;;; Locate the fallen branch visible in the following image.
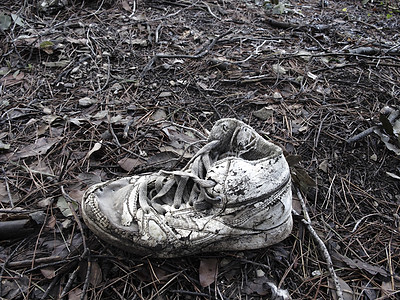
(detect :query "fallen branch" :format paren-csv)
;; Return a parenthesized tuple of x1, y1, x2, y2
(293, 188, 344, 300)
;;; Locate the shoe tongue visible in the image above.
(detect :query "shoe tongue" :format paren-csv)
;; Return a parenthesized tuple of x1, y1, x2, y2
(208, 119, 239, 150)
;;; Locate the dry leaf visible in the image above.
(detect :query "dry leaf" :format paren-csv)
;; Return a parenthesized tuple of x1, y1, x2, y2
(328, 277, 354, 300)
(199, 258, 218, 287)
(46, 215, 57, 229)
(40, 267, 56, 279)
(67, 188, 85, 203)
(77, 172, 103, 186)
(158, 146, 193, 159)
(118, 157, 146, 172)
(253, 107, 274, 120)
(333, 252, 389, 277)
(380, 280, 397, 298)
(89, 262, 102, 287)
(386, 171, 400, 180)
(318, 160, 329, 173)
(0, 182, 12, 203)
(78, 97, 96, 107)
(158, 91, 172, 98)
(86, 142, 102, 158)
(56, 196, 78, 218)
(151, 109, 167, 121)
(12, 137, 60, 160)
(67, 288, 84, 300)
(121, 1, 131, 12)
(29, 160, 54, 176)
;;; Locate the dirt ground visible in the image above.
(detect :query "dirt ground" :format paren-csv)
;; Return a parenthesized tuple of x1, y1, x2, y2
(0, 0, 399, 299)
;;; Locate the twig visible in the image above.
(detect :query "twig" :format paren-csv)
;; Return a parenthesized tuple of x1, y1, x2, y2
(60, 265, 80, 298)
(60, 186, 87, 255)
(81, 256, 92, 300)
(347, 106, 399, 143)
(294, 188, 344, 300)
(200, 1, 221, 21)
(0, 238, 29, 295)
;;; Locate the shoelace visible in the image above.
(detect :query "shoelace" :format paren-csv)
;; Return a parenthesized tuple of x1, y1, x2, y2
(136, 140, 223, 214)
(134, 123, 259, 215)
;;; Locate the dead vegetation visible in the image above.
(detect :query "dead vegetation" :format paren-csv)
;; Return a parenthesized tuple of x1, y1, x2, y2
(0, 0, 399, 299)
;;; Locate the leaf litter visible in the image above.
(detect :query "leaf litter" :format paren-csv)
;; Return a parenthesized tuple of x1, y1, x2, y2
(0, 0, 399, 299)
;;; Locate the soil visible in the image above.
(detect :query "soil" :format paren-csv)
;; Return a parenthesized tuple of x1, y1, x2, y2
(0, 0, 399, 299)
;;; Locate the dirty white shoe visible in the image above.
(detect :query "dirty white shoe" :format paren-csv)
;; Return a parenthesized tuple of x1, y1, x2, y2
(81, 118, 292, 257)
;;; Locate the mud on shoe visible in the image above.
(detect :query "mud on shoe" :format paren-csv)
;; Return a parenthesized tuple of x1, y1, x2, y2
(81, 118, 292, 258)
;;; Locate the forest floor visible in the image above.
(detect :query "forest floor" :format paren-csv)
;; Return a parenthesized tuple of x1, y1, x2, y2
(0, 0, 399, 299)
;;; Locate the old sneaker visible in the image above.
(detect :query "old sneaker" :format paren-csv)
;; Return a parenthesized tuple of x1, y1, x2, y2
(81, 118, 292, 257)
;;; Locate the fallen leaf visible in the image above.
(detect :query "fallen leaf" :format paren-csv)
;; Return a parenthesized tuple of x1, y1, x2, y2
(328, 277, 354, 300)
(379, 113, 394, 136)
(319, 160, 329, 173)
(386, 172, 400, 180)
(42, 60, 70, 68)
(151, 109, 167, 121)
(333, 251, 389, 277)
(40, 267, 56, 279)
(56, 196, 78, 218)
(291, 167, 315, 193)
(374, 128, 400, 155)
(12, 137, 60, 160)
(46, 215, 57, 229)
(285, 155, 302, 167)
(89, 262, 102, 287)
(253, 107, 274, 120)
(121, 1, 131, 12)
(67, 188, 86, 203)
(0, 13, 11, 31)
(92, 110, 108, 120)
(11, 13, 24, 27)
(158, 91, 172, 98)
(147, 151, 179, 169)
(298, 50, 312, 61)
(129, 38, 148, 46)
(29, 160, 54, 176)
(78, 97, 96, 107)
(86, 142, 102, 159)
(0, 183, 11, 203)
(199, 258, 218, 287)
(158, 146, 193, 159)
(77, 172, 103, 186)
(118, 157, 146, 172)
(39, 41, 54, 54)
(272, 64, 287, 75)
(380, 280, 398, 298)
(161, 124, 199, 148)
(393, 119, 400, 136)
(67, 287, 84, 300)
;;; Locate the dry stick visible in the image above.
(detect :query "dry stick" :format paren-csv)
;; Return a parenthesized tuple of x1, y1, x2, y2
(346, 126, 377, 143)
(293, 188, 344, 300)
(60, 186, 91, 300)
(346, 107, 399, 143)
(0, 238, 29, 295)
(81, 257, 92, 300)
(6, 256, 62, 269)
(60, 265, 81, 298)
(60, 186, 87, 253)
